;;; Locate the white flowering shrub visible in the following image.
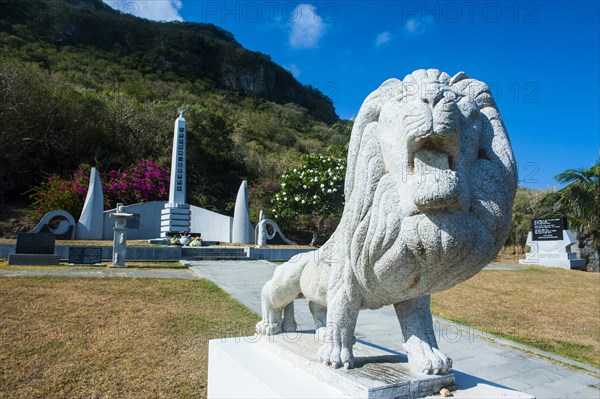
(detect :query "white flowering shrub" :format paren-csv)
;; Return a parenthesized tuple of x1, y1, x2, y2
(271, 154, 345, 244)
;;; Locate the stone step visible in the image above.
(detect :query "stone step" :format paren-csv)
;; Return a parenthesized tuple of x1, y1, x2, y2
(183, 250, 247, 255)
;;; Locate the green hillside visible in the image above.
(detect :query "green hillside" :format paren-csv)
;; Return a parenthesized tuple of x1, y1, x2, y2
(0, 0, 348, 212)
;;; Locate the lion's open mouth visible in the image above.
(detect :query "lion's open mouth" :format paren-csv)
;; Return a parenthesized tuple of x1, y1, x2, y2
(405, 135, 461, 211)
(407, 136, 458, 175)
(409, 147, 453, 175)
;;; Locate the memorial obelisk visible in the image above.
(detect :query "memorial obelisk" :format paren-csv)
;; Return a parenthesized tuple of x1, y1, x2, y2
(160, 110, 191, 237)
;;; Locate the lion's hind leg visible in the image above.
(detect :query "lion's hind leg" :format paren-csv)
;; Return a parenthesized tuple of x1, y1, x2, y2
(282, 301, 297, 332)
(256, 260, 305, 336)
(308, 300, 327, 330)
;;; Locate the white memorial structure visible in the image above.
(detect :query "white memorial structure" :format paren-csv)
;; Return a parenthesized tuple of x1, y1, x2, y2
(28, 111, 295, 245)
(160, 110, 191, 237)
(231, 180, 254, 244)
(519, 217, 586, 269)
(75, 167, 104, 240)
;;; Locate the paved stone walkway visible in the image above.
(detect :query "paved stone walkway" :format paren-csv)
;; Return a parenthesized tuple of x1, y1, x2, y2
(0, 268, 197, 279)
(189, 260, 600, 399)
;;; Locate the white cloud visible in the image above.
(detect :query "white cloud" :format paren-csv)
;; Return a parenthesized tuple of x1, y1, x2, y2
(285, 63, 301, 78)
(405, 19, 420, 34)
(288, 4, 325, 49)
(103, 0, 183, 22)
(375, 31, 391, 47)
(404, 16, 435, 37)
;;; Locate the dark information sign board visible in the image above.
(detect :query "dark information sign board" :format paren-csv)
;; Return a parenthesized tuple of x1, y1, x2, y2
(68, 247, 103, 264)
(16, 233, 55, 254)
(531, 218, 566, 241)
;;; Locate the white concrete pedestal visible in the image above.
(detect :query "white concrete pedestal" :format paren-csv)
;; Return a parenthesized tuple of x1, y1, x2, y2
(519, 230, 586, 269)
(208, 332, 454, 399)
(208, 333, 535, 399)
(208, 337, 349, 398)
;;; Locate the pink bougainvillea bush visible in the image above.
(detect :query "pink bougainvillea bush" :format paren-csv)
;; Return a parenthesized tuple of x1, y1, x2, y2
(101, 160, 170, 209)
(29, 161, 170, 219)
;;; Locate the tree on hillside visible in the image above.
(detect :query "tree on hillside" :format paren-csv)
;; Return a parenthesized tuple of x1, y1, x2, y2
(506, 187, 550, 248)
(272, 154, 345, 246)
(332, 120, 354, 139)
(539, 163, 600, 271)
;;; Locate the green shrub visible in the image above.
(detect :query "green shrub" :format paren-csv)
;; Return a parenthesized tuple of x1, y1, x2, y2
(271, 154, 346, 245)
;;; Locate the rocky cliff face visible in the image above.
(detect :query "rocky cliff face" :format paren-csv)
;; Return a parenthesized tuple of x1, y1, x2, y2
(1, 0, 338, 123)
(577, 234, 600, 272)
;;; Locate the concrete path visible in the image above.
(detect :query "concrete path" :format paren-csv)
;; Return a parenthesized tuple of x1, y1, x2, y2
(190, 260, 600, 399)
(0, 268, 198, 279)
(484, 263, 529, 271)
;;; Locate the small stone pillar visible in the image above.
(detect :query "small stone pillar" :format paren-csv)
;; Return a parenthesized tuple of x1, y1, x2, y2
(109, 203, 133, 268)
(256, 210, 267, 249)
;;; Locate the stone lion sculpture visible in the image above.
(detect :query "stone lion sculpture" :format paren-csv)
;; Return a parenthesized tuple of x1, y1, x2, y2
(257, 69, 517, 374)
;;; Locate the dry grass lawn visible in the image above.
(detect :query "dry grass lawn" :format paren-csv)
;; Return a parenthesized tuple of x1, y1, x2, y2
(0, 260, 186, 270)
(493, 252, 526, 266)
(431, 266, 600, 368)
(0, 277, 259, 398)
(0, 239, 159, 247)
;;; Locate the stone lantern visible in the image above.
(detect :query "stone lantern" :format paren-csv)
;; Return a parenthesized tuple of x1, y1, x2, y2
(109, 203, 133, 268)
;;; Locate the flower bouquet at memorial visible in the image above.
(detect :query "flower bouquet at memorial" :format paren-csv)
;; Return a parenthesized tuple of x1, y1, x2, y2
(189, 236, 203, 247)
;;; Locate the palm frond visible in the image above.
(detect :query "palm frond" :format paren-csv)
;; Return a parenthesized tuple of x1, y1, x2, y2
(539, 162, 600, 246)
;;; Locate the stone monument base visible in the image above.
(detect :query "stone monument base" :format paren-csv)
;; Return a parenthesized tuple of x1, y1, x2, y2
(519, 253, 586, 270)
(148, 237, 172, 245)
(519, 228, 587, 270)
(8, 253, 60, 266)
(208, 332, 454, 399)
(160, 205, 191, 237)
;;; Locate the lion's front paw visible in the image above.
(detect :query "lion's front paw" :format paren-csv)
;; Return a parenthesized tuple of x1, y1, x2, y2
(403, 336, 452, 374)
(317, 326, 356, 369)
(256, 320, 281, 336)
(318, 341, 355, 369)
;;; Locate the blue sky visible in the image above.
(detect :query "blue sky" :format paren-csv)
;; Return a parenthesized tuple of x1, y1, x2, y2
(104, 0, 599, 190)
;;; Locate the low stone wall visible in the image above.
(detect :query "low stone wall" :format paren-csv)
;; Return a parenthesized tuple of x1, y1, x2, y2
(0, 244, 312, 262)
(0, 244, 182, 262)
(0, 244, 15, 259)
(246, 247, 313, 262)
